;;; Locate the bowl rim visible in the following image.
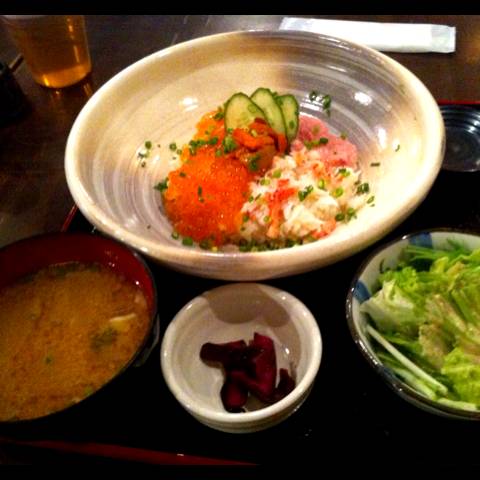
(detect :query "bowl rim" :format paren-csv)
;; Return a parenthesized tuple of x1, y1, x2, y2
(65, 29, 445, 276)
(160, 282, 322, 426)
(0, 231, 159, 425)
(346, 227, 480, 419)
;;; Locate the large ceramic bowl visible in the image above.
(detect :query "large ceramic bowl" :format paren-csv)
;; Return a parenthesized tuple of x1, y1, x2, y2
(65, 30, 445, 280)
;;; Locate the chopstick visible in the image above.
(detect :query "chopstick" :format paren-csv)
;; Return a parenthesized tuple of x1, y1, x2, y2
(0, 437, 255, 466)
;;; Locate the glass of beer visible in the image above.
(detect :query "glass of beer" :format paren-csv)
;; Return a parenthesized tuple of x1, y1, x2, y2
(1, 15, 92, 88)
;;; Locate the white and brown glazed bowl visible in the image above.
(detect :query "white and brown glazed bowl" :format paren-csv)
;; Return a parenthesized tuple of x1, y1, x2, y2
(66, 30, 445, 280)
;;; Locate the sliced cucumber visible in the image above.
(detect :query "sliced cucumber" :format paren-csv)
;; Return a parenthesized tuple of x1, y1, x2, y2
(276, 94, 299, 143)
(224, 93, 266, 131)
(250, 88, 287, 136)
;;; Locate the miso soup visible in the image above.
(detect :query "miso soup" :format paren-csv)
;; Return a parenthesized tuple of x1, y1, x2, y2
(0, 262, 151, 421)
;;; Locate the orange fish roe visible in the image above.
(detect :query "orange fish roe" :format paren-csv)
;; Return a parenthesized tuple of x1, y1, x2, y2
(163, 110, 254, 246)
(161, 109, 287, 247)
(164, 150, 252, 245)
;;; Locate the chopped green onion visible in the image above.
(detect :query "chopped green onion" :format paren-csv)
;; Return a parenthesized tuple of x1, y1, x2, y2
(213, 109, 224, 120)
(145, 140, 152, 149)
(367, 195, 375, 204)
(321, 94, 332, 116)
(335, 212, 345, 221)
(84, 385, 94, 396)
(346, 207, 357, 220)
(317, 179, 326, 190)
(305, 137, 329, 150)
(199, 239, 212, 250)
(222, 135, 237, 153)
(154, 178, 168, 192)
(333, 187, 344, 198)
(189, 139, 207, 156)
(171, 231, 179, 240)
(169, 142, 177, 151)
(272, 169, 282, 179)
(298, 185, 314, 201)
(182, 236, 194, 246)
(356, 182, 370, 194)
(248, 154, 260, 172)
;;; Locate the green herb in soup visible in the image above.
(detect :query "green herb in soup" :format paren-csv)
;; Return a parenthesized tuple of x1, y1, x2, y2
(0, 262, 150, 421)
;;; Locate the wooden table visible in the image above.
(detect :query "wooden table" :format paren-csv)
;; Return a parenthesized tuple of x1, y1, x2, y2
(1, 15, 480, 465)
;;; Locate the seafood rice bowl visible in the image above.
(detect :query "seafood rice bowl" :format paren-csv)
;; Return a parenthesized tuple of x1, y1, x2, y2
(154, 89, 372, 252)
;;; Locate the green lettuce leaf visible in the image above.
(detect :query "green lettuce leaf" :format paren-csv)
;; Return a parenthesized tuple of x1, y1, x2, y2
(441, 347, 480, 404)
(360, 278, 424, 337)
(362, 241, 480, 408)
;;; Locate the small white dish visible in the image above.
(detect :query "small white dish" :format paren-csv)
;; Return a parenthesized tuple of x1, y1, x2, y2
(160, 283, 322, 433)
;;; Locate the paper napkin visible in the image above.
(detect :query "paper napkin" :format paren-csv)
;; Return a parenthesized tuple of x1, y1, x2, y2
(279, 17, 456, 53)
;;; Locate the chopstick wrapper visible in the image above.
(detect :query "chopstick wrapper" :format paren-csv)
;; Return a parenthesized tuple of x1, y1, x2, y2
(279, 18, 456, 53)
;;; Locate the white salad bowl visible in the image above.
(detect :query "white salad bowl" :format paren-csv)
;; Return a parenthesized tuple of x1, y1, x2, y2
(160, 283, 322, 433)
(346, 229, 480, 420)
(65, 30, 444, 280)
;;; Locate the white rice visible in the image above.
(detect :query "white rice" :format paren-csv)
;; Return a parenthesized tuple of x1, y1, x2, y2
(239, 145, 368, 245)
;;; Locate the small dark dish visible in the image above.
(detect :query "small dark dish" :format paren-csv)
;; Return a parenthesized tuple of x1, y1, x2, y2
(0, 232, 158, 424)
(440, 105, 480, 172)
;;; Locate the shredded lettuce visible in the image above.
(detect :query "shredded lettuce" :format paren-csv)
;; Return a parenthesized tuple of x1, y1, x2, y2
(361, 241, 480, 410)
(442, 348, 480, 404)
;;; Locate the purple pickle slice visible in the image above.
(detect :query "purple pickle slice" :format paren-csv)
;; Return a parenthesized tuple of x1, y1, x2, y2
(271, 368, 296, 402)
(200, 340, 247, 364)
(248, 332, 277, 397)
(200, 332, 296, 411)
(221, 371, 249, 412)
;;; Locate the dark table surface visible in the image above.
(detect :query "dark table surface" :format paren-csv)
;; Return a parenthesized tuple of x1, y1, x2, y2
(1, 15, 480, 466)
